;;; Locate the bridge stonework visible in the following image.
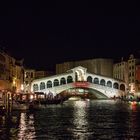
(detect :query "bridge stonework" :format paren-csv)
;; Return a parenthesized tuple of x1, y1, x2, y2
(31, 66, 127, 98)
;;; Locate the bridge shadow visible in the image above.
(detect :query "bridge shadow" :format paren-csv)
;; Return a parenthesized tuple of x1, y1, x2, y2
(58, 87, 108, 101)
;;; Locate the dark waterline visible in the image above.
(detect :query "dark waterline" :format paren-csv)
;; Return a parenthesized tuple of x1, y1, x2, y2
(1, 100, 140, 139)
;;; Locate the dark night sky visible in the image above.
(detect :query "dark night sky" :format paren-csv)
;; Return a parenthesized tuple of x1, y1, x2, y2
(0, 1, 140, 71)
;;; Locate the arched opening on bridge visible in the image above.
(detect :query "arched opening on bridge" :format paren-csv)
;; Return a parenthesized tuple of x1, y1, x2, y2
(113, 82, 119, 89)
(59, 87, 108, 100)
(87, 76, 93, 83)
(75, 69, 85, 81)
(60, 77, 66, 85)
(67, 76, 73, 83)
(47, 80, 52, 88)
(40, 82, 45, 90)
(107, 81, 112, 88)
(94, 77, 99, 84)
(100, 79, 105, 86)
(53, 79, 59, 87)
(33, 84, 38, 91)
(120, 84, 125, 91)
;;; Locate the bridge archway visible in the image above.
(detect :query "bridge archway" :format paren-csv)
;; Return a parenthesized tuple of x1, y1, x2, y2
(60, 77, 66, 85)
(54, 79, 59, 87)
(120, 84, 125, 91)
(75, 68, 86, 81)
(113, 82, 119, 89)
(100, 79, 105, 86)
(47, 81, 52, 88)
(33, 84, 38, 91)
(107, 81, 112, 88)
(40, 82, 45, 90)
(67, 76, 73, 83)
(94, 77, 99, 84)
(87, 76, 93, 83)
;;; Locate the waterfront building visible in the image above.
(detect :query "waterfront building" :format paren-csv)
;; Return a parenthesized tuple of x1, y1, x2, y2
(24, 69, 53, 92)
(113, 59, 128, 85)
(56, 58, 113, 78)
(0, 49, 24, 91)
(24, 69, 36, 93)
(113, 54, 140, 95)
(35, 70, 53, 79)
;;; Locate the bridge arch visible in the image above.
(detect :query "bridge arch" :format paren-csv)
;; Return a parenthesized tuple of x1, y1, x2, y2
(40, 82, 45, 90)
(100, 79, 106, 86)
(107, 81, 112, 88)
(113, 82, 119, 89)
(33, 84, 39, 91)
(60, 77, 66, 85)
(94, 77, 99, 84)
(53, 79, 59, 87)
(87, 76, 93, 83)
(67, 76, 73, 83)
(47, 80, 52, 88)
(120, 84, 125, 91)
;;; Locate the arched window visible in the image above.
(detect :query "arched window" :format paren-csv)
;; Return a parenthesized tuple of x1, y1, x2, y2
(33, 84, 38, 91)
(40, 82, 45, 90)
(87, 76, 92, 83)
(67, 76, 73, 83)
(113, 82, 119, 89)
(60, 77, 66, 85)
(94, 78, 99, 84)
(47, 80, 52, 88)
(53, 79, 59, 86)
(120, 84, 125, 91)
(100, 79, 105, 86)
(107, 81, 112, 88)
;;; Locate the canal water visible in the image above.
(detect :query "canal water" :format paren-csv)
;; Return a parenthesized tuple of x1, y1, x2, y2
(1, 100, 140, 139)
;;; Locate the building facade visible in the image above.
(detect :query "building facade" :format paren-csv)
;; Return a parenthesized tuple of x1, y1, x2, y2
(24, 69, 35, 93)
(56, 58, 113, 78)
(24, 69, 53, 92)
(113, 60, 128, 85)
(0, 49, 24, 91)
(113, 55, 140, 94)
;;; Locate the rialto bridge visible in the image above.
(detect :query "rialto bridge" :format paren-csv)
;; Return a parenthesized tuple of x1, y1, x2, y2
(31, 66, 127, 99)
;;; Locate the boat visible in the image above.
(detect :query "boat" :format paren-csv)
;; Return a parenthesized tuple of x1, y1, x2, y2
(12, 101, 29, 111)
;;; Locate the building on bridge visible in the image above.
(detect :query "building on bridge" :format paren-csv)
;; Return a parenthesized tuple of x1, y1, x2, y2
(31, 66, 127, 99)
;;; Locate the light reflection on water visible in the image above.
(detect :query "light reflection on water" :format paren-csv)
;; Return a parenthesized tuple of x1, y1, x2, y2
(1, 100, 140, 139)
(18, 113, 36, 140)
(72, 101, 90, 139)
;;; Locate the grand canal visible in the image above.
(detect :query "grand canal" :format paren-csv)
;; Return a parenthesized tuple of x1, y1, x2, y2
(1, 100, 140, 139)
